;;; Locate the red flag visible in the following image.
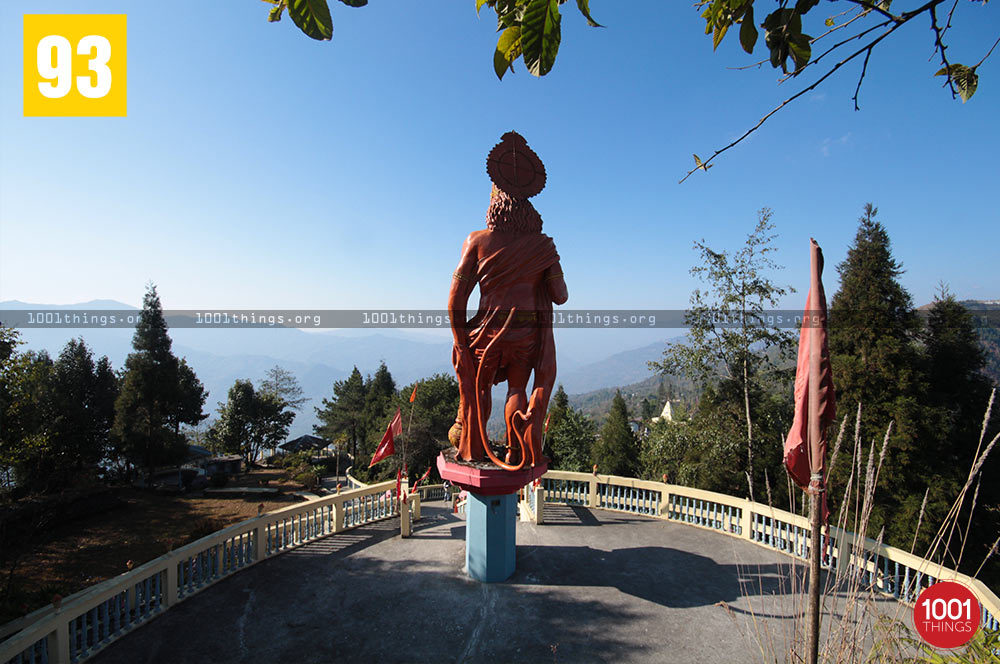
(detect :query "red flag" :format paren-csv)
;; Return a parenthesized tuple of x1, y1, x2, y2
(410, 466, 432, 493)
(409, 383, 418, 403)
(783, 239, 836, 522)
(370, 407, 402, 467)
(396, 468, 402, 498)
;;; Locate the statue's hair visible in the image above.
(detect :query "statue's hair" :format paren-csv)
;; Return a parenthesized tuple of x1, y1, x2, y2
(486, 187, 543, 233)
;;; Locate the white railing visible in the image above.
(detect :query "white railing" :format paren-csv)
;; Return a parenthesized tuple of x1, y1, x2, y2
(0, 481, 420, 664)
(540, 470, 1000, 633)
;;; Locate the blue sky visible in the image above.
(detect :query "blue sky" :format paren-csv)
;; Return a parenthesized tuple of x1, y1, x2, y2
(2, 1, 997, 324)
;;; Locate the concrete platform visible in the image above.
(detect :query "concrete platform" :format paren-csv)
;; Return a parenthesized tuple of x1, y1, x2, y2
(88, 504, 887, 663)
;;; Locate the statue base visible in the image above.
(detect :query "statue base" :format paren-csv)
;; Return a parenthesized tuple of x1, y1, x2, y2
(436, 450, 548, 583)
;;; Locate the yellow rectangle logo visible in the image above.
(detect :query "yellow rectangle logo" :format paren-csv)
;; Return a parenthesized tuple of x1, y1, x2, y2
(23, 14, 127, 117)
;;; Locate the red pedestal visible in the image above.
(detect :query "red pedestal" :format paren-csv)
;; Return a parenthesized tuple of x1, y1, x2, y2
(436, 450, 548, 496)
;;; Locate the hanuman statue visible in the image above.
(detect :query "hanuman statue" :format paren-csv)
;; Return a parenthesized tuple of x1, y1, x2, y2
(447, 132, 568, 470)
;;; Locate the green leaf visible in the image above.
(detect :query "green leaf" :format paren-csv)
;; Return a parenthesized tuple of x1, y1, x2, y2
(795, 0, 819, 14)
(287, 0, 333, 40)
(268, 3, 285, 22)
(477, 0, 490, 15)
(337, 0, 367, 6)
(494, 26, 522, 80)
(693, 154, 713, 172)
(713, 20, 730, 51)
(824, 17, 834, 26)
(576, 0, 603, 27)
(763, 8, 802, 73)
(788, 33, 812, 71)
(936, 64, 978, 102)
(521, 0, 562, 77)
(739, 5, 757, 54)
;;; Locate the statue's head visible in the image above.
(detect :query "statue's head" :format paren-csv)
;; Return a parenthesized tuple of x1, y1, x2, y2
(485, 132, 546, 233)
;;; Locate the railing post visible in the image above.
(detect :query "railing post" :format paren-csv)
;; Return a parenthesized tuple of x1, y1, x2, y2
(739, 500, 752, 540)
(47, 618, 71, 664)
(400, 498, 411, 538)
(412, 493, 422, 522)
(534, 487, 545, 524)
(330, 502, 342, 533)
(254, 521, 266, 563)
(588, 476, 598, 508)
(164, 562, 178, 608)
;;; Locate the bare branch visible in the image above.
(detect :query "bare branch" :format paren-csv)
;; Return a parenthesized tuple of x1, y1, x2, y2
(930, 4, 958, 98)
(975, 34, 1000, 69)
(809, 6, 873, 47)
(680, 0, 951, 183)
(679, 17, 908, 183)
(853, 46, 874, 110)
(843, 0, 901, 23)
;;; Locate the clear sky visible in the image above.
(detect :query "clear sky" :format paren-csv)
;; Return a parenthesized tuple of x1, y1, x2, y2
(1, 1, 997, 319)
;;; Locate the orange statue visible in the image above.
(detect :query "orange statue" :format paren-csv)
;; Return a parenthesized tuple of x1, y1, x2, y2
(448, 132, 568, 470)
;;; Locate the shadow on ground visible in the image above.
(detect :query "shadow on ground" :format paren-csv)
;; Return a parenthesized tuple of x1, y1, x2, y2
(89, 505, 827, 664)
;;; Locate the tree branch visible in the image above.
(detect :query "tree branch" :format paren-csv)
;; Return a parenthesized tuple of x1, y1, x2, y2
(680, 18, 908, 183)
(843, 0, 901, 23)
(975, 34, 1000, 69)
(853, 46, 873, 110)
(930, 4, 957, 98)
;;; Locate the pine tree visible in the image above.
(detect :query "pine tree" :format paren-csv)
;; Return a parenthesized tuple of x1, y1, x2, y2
(923, 289, 999, 570)
(828, 204, 936, 546)
(591, 391, 639, 476)
(314, 366, 368, 463)
(548, 407, 597, 472)
(546, 384, 570, 434)
(112, 285, 207, 480)
(47, 339, 119, 480)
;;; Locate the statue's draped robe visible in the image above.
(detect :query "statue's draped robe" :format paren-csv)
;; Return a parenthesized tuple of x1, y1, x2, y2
(454, 232, 560, 462)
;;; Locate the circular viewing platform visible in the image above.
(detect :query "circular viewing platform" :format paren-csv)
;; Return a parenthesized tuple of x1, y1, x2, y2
(84, 503, 888, 664)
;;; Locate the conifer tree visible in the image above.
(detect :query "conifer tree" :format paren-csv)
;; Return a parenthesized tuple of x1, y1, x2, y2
(591, 391, 639, 476)
(112, 285, 207, 480)
(546, 384, 570, 433)
(314, 366, 368, 462)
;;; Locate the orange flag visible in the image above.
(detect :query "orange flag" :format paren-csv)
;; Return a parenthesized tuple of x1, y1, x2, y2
(783, 239, 836, 521)
(409, 383, 419, 403)
(370, 407, 402, 467)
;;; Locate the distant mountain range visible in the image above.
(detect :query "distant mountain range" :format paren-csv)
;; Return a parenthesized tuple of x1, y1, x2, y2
(0, 300, 680, 438)
(5, 298, 994, 437)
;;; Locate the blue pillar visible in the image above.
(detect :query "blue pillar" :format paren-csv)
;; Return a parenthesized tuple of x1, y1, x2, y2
(465, 492, 517, 583)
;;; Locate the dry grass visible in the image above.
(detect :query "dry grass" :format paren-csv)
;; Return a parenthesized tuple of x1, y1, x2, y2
(731, 390, 999, 663)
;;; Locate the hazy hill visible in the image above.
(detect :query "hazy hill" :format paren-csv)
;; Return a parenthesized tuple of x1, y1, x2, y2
(1, 300, 683, 438)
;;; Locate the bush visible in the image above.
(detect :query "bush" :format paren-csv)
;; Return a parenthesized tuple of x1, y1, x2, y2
(293, 471, 319, 490)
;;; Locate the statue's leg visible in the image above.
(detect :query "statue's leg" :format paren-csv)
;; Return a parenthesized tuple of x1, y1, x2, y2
(504, 362, 531, 464)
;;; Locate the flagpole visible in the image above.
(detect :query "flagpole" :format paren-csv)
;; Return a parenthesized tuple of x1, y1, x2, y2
(806, 248, 823, 664)
(404, 383, 418, 477)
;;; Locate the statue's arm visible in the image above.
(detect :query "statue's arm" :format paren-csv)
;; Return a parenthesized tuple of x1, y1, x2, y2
(448, 235, 478, 348)
(544, 262, 568, 306)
